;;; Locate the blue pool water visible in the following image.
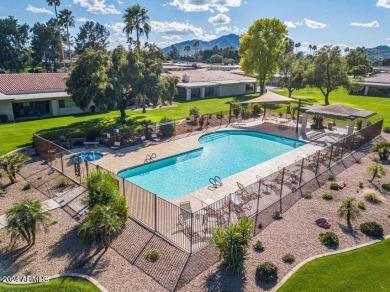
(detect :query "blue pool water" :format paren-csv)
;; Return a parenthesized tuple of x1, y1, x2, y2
(70, 152, 103, 163)
(118, 131, 305, 199)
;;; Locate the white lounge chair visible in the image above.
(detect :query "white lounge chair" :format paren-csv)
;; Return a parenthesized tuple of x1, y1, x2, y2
(151, 133, 160, 142)
(111, 141, 120, 151)
(141, 136, 150, 144)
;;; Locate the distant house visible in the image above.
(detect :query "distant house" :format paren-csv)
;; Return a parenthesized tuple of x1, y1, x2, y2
(362, 74, 390, 97)
(0, 73, 91, 122)
(165, 69, 257, 101)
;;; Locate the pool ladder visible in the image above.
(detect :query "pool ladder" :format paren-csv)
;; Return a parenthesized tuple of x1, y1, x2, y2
(144, 153, 157, 164)
(208, 176, 222, 190)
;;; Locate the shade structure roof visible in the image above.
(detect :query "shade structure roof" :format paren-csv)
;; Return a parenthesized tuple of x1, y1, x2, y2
(240, 91, 296, 104)
(301, 104, 376, 119)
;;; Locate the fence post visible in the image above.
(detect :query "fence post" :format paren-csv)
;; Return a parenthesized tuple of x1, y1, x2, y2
(328, 145, 334, 168)
(154, 194, 157, 232)
(315, 150, 321, 176)
(299, 158, 305, 186)
(279, 168, 285, 213)
(122, 177, 126, 198)
(190, 212, 193, 254)
(340, 139, 345, 159)
(228, 193, 231, 225)
(60, 150, 64, 174)
(85, 160, 89, 177)
(350, 134, 355, 152)
(254, 179, 262, 235)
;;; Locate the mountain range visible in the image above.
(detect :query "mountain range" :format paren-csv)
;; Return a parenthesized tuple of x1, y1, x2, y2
(163, 33, 390, 61)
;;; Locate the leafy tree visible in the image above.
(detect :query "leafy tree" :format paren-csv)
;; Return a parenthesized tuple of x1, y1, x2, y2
(31, 19, 63, 72)
(6, 200, 51, 247)
(58, 9, 75, 60)
(367, 162, 386, 182)
(212, 217, 253, 275)
(66, 48, 112, 111)
(0, 17, 30, 72)
(158, 75, 179, 105)
(210, 54, 223, 64)
(78, 201, 128, 252)
(75, 21, 110, 55)
(123, 4, 151, 49)
(46, 0, 65, 68)
(0, 153, 29, 184)
(239, 18, 288, 95)
(346, 47, 372, 77)
(232, 103, 241, 118)
(189, 107, 200, 122)
(169, 44, 180, 61)
(338, 197, 360, 226)
(278, 52, 308, 97)
(303, 46, 349, 105)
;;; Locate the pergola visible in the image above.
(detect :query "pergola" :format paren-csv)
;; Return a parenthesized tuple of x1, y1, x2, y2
(300, 104, 376, 135)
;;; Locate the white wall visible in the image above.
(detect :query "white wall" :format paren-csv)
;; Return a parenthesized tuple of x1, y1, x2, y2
(58, 106, 85, 116)
(0, 102, 15, 121)
(218, 83, 246, 97)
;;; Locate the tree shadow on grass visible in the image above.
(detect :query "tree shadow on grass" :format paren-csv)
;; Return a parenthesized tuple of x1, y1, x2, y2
(202, 263, 246, 292)
(46, 225, 109, 277)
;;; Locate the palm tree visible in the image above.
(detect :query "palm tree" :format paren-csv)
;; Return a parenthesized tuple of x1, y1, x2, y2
(58, 9, 75, 61)
(184, 45, 191, 65)
(312, 45, 317, 54)
(46, 0, 65, 69)
(123, 4, 151, 49)
(0, 153, 29, 184)
(78, 203, 128, 252)
(367, 162, 386, 182)
(308, 44, 312, 55)
(193, 40, 200, 61)
(338, 197, 360, 226)
(294, 42, 301, 53)
(6, 200, 52, 247)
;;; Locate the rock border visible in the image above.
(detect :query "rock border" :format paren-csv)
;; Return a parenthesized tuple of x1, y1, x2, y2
(3, 272, 109, 292)
(272, 235, 390, 292)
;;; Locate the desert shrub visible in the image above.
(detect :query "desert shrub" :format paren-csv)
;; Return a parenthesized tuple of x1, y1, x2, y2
(146, 249, 160, 262)
(360, 221, 384, 238)
(231, 104, 241, 118)
(355, 118, 372, 130)
(319, 232, 339, 247)
(355, 158, 362, 164)
(57, 176, 70, 188)
(303, 192, 312, 199)
(381, 183, 390, 191)
(22, 183, 31, 191)
(371, 141, 390, 161)
(0, 114, 8, 123)
(329, 182, 340, 190)
(189, 107, 200, 121)
(85, 128, 102, 142)
(248, 103, 262, 118)
(257, 223, 263, 229)
(383, 127, 390, 134)
(322, 193, 333, 200)
(358, 202, 366, 210)
(159, 118, 176, 137)
(272, 211, 283, 220)
(282, 253, 295, 264)
(256, 262, 278, 283)
(363, 189, 383, 204)
(311, 115, 324, 130)
(327, 174, 335, 181)
(253, 240, 264, 252)
(358, 181, 364, 189)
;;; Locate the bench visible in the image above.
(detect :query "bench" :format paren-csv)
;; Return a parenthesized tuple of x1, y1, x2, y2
(83, 141, 99, 148)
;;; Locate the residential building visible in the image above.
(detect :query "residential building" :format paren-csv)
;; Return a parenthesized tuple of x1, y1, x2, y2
(362, 74, 390, 97)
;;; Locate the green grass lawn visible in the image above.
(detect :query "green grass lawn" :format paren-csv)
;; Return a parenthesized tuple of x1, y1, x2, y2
(278, 239, 390, 292)
(277, 87, 390, 128)
(0, 277, 100, 292)
(0, 94, 256, 155)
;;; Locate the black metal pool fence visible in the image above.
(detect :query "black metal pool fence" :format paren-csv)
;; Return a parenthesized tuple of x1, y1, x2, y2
(33, 119, 383, 254)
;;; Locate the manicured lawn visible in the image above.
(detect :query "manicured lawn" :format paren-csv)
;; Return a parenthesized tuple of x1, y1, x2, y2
(277, 87, 390, 128)
(278, 239, 390, 292)
(0, 277, 100, 291)
(0, 94, 256, 155)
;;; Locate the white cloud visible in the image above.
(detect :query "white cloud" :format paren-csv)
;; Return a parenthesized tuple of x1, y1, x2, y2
(73, 0, 121, 14)
(151, 21, 204, 36)
(106, 22, 125, 35)
(26, 4, 53, 15)
(117, 0, 123, 4)
(215, 25, 240, 34)
(161, 35, 183, 42)
(284, 21, 303, 29)
(76, 17, 94, 22)
(200, 33, 218, 41)
(376, 0, 390, 8)
(303, 18, 326, 29)
(208, 13, 231, 25)
(0, 16, 6, 19)
(169, 0, 242, 12)
(350, 20, 380, 28)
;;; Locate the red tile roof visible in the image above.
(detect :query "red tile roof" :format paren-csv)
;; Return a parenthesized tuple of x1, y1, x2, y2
(0, 73, 68, 94)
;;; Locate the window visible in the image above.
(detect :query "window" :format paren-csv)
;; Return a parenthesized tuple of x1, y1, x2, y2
(191, 88, 201, 98)
(205, 87, 215, 97)
(58, 100, 65, 108)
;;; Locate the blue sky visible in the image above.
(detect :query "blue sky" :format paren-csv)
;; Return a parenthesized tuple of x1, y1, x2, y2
(1, 0, 389, 51)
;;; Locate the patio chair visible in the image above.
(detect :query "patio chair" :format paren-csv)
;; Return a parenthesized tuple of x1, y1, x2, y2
(141, 136, 150, 144)
(111, 141, 120, 151)
(236, 182, 258, 202)
(151, 133, 160, 142)
(177, 201, 192, 233)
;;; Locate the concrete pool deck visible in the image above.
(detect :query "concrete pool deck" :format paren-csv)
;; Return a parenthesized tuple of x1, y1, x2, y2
(69, 120, 345, 210)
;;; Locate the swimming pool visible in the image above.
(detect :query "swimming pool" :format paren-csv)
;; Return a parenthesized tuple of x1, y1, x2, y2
(70, 152, 103, 163)
(118, 131, 305, 199)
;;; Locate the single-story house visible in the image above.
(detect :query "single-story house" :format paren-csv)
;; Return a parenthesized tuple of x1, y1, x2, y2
(361, 74, 390, 97)
(165, 69, 257, 101)
(0, 73, 92, 122)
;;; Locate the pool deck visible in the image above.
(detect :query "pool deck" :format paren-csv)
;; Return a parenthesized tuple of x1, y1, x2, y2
(70, 119, 346, 210)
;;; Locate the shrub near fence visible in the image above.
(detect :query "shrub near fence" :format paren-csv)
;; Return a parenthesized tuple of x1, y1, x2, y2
(33, 119, 384, 254)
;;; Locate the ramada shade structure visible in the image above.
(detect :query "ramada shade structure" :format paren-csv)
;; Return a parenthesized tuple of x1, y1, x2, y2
(240, 91, 296, 104)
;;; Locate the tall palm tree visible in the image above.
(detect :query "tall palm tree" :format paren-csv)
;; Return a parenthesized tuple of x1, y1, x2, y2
(312, 45, 317, 54)
(308, 44, 312, 55)
(338, 197, 360, 226)
(78, 203, 128, 252)
(58, 9, 75, 61)
(294, 42, 301, 53)
(6, 200, 52, 247)
(46, 0, 65, 69)
(193, 40, 200, 61)
(0, 153, 29, 184)
(184, 45, 191, 65)
(123, 4, 151, 49)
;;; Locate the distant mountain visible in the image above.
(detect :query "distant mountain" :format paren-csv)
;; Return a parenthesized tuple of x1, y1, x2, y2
(163, 33, 239, 55)
(364, 45, 390, 61)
